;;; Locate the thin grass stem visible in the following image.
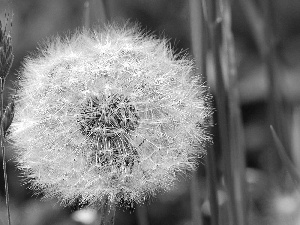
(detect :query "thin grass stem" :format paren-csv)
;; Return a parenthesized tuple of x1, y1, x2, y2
(239, 0, 288, 178)
(270, 125, 300, 186)
(189, 0, 215, 224)
(261, 1, 292, 188)
(221, 0, 247, 224)
(83, 0, 91, 29)
(203, 0, 236, 223)
(90, 0, 110, 24)
(204, 0, 248, 224)
(1, 78, 11, 225)
(100, 0, 110, 22)
(236, 0, 264, 53)
(189, 0, 206, 80)
(262, 0, 287, 150)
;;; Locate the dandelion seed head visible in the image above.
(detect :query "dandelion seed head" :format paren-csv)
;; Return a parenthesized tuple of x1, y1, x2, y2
(8, 24, 213, 208)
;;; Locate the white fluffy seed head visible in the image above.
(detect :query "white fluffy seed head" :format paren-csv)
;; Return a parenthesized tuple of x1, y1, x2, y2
(8, 23, 213, 208)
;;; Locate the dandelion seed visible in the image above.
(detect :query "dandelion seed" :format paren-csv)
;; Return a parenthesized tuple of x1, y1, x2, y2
(8, 24, 212, 208)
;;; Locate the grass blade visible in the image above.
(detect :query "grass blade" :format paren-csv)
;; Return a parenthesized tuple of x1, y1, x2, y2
(222, 0, 247, 224)
(270, 125, 300, 185)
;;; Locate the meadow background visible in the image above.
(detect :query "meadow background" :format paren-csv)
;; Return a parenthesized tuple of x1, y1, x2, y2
(1, 0, 300, 225)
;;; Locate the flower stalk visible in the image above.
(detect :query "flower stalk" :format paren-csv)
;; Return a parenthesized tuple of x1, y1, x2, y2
(99, 198, 116, 225)
(0, 14, 14, 225)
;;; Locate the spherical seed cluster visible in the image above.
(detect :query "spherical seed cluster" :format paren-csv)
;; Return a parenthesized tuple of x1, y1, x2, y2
(8, 24, 212, 207)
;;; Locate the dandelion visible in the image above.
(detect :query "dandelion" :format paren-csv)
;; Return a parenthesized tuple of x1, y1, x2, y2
(8, 24, 212, 208)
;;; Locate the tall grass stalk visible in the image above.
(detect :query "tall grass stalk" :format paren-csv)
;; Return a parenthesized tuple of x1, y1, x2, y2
(0, 14, 14, 225)
(1, 78, 11, 225)
(189, 0, 215, 225)
(221, 0, 247, 224)
(236, 0, 264, 52)
(203, 0, 247, 224)
(270, 125, 300, 186)
(203, 0, 235, 224)
(262, 1, 290, 178)
(238, 0, 288, 180)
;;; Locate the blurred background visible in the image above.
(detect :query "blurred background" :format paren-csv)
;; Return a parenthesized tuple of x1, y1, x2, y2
(1, 0, 300, 224)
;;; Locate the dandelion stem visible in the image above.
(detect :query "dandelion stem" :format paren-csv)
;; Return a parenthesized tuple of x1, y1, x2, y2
(136, 204, 149, 225)
(99, 198, 116, 225)
(0, 78, 11, 225)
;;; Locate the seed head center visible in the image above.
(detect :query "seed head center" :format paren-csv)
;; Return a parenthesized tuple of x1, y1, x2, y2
(78, 93, 140, 171)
